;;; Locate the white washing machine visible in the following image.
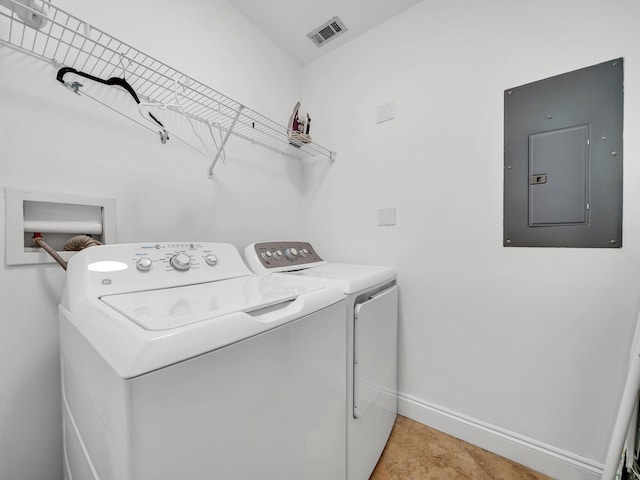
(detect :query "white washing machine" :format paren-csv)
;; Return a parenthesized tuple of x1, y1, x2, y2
(245, 241, 398, 480)
(59, 242, 347, 480)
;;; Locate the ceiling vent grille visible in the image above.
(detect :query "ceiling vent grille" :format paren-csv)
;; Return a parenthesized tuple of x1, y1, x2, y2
(307, 16, 348, 47)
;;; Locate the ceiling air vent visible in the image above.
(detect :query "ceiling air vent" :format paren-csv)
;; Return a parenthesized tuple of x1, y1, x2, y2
(307, 16, 348, 47)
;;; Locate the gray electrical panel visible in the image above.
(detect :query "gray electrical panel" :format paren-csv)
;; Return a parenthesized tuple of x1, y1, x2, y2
(504, 58, 623, 248)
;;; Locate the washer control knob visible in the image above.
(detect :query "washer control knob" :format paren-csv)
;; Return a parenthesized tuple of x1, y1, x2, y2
(170, 253, 192, 271)
(300, 248, 309, 257)
(204, 254, 218, 266)
(261, 250, 273, 261)
(273, 249, 283, 260)
(136, 257, 152, 272)
(285, 247, 298, 260)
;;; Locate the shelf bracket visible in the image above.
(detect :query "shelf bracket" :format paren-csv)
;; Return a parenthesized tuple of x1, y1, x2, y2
(208, 105, 244, 178)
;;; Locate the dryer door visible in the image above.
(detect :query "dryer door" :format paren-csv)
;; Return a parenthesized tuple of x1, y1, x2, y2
(353, 284, 398, 419)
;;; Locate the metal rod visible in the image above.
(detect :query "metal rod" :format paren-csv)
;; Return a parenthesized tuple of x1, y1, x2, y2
(209, 106, 244, 177)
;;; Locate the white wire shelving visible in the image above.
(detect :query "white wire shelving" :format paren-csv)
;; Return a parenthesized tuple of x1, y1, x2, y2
(0, 0, 336, 177)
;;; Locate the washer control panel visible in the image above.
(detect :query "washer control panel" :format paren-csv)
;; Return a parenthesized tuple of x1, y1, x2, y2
(246, 241, 325, 273)
(131, 243, 220, 273)
(66, 242, 253, 300)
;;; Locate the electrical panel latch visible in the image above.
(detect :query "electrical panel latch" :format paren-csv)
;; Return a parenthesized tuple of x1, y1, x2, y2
(529, 174, 548, 185)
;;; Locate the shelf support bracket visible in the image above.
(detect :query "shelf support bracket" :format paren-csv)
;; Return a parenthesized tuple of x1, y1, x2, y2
(208, 106, 244, 178)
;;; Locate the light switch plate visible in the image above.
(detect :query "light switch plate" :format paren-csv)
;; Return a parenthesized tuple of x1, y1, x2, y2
(376, 102, 395, 123)
(378, 207, 396, 226)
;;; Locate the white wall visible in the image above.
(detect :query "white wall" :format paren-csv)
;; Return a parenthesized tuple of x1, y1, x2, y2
(4, 1, 640, 479)
(0, 1, 306, 479)
(301, 0, 640, 478)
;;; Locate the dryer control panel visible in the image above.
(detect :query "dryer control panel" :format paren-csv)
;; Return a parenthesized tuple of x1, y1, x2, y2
(245, 241, 326, 273)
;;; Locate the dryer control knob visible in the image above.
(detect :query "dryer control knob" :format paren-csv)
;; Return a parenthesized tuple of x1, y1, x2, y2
(170, 253, 192, 271)
(300, 248, 309, 257)
(204, 254, 218, 266)
(285, 247, 298, 260)
(273, 249, 283, 260)
(261, 250, 273, 261)
(136, 257, 152, 272)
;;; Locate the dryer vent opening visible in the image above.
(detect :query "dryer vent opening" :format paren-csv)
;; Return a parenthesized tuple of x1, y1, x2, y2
(307, 16, 348, 47)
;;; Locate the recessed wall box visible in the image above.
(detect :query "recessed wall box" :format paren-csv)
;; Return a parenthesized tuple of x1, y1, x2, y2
(504, 58, 623, 248)
(4, 188, 116, 266)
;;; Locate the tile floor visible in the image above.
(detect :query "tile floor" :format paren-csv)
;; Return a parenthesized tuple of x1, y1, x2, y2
(370, 415, 554, 480)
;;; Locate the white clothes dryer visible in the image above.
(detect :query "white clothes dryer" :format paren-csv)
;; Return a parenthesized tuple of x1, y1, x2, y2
(245, 241, 398, 480)
(59, 242, 347, 480)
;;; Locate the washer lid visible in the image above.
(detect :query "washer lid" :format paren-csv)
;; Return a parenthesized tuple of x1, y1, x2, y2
(101, 275, 319, 331)
(285, 263, 396, 294)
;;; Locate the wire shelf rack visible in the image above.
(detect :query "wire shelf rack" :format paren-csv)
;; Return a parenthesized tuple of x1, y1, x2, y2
(0, 0, 335, 176)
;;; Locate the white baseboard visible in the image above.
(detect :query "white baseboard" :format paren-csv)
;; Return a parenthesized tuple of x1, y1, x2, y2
(398, 392, 603, 480)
